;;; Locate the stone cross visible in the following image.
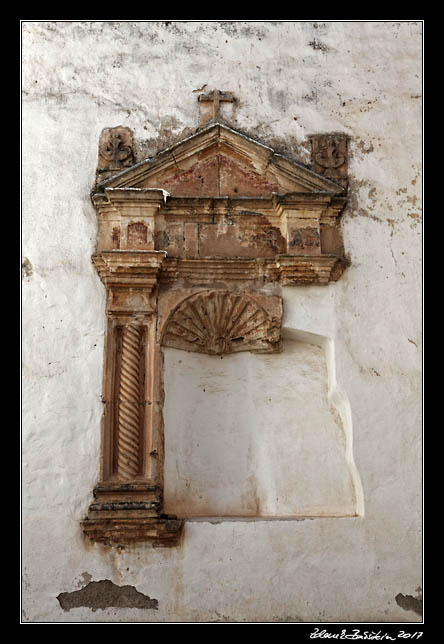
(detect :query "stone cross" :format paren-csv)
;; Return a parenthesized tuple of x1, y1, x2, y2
(198, 89, 235, 126)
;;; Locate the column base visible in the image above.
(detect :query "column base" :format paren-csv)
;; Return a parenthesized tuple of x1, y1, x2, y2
(81, 482, 184, 547)
(81, 515, 184, 547)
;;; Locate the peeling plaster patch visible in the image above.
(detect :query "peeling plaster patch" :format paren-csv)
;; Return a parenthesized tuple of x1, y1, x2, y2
(22, 257, 33, 280)
(57, 580, 158, 612)
(345, 181, 383, 224)
(303, 90, 317, 103)
(77, 572, 92, 588)
(137, 121, 195, 161)
(312, 22, 327, 31)
(217, 21, 267, 40)
(356, 139, 374, 155)
(393, 187, 422, 227)
(395, 592, 422, 617)
(407, 211, 422, 224)
(308, 38, 330, 53)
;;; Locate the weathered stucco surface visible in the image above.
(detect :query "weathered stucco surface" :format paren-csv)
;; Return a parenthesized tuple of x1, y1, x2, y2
(22, 21, 422, 622)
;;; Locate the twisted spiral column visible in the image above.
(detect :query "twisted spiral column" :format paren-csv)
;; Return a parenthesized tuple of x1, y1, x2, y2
(117, 323, 143, 480)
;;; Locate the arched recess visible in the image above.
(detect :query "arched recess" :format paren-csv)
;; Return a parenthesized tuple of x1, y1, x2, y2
(161, 289, 282, 356)
(162, 320, 364, 519)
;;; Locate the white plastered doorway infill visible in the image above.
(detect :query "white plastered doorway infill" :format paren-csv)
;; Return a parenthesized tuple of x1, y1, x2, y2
(163, 325, 364, 520)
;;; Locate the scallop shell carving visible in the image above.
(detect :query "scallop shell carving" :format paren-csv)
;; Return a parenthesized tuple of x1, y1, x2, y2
(162, 291, 282, 355)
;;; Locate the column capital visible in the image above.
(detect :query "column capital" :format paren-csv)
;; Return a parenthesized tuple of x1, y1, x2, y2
(93, 250, 167, 315)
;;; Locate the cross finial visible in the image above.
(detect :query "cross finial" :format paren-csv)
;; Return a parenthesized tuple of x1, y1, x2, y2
(198, 89, 235, 126)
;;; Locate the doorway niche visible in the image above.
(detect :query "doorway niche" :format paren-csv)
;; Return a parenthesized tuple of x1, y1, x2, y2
(82, 108, 362, 547)
(163, 329, 359, 519)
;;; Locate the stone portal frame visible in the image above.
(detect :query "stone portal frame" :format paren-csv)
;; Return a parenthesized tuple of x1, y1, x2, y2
(81, 120, 348, 547)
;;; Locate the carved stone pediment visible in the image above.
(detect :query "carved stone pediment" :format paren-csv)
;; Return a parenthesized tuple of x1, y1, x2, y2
(91, 125, 347, 287)
(97, 123, 345, 197)
(82, 112, 350, 547)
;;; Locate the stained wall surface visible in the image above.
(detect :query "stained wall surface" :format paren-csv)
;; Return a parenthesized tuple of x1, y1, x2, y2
(21, 21, 422, 623)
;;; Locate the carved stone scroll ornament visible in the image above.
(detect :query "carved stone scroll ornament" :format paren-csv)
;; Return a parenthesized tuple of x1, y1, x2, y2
(310, 133, 349, 188)
(81, 112, 349, 547)
(97, 126, 135, 177)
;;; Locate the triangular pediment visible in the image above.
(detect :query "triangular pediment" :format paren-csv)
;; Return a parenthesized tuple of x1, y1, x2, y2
(96, 123, 345, 197)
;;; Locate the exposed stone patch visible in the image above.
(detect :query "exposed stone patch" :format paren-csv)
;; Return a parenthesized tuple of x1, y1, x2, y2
(308, 38, 330, 53)
(57, 579, 158, 612)
(77, 572, 92, 588)
(22, 257, 33, 280)
(356, 139, 375, 155)
(395, 592, 422, 617)
(217, 21, 267, 40)
(136, 122, 196, 161)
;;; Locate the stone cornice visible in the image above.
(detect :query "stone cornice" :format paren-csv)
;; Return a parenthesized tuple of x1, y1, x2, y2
(159, 255, 345, 285)
(93, 250, 167, 284)
(93, 251, 345, 287)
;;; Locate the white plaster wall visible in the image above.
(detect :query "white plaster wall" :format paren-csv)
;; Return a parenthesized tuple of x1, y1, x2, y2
(21, 21, 422, 623)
